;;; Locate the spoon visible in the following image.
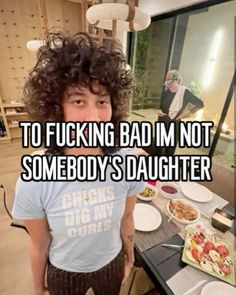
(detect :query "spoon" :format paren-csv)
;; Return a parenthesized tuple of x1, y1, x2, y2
(168, 214, 174, 222)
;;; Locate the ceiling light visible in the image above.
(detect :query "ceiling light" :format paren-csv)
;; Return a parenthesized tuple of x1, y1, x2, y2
(86, 2, 151, 32)
(26, 40, 45, 52)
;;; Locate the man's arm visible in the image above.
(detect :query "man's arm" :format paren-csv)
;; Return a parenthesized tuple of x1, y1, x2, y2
(24, 218, 51, 295)
(120, 195, 137, 280)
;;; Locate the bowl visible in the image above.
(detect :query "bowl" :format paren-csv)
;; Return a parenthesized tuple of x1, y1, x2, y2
(137, 183, 159, 201)
(159, 182, 179, 199)
(167, 198, 200, 224)
(211, 208, 234, 233)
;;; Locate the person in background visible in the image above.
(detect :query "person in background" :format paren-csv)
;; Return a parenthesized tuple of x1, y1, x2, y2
(157, 69, 204, 156)
(12, 32, 143, 295)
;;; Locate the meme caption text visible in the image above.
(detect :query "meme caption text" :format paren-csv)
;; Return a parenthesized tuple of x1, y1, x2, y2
(19, 121, 214, 182)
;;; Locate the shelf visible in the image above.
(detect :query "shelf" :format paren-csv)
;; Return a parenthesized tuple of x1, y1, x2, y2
(3, 102, 25, 108)
(0, 97, 29, 143)
(9, 127, 22, 139)
(5, 112, 28, 116)
(0, 136, 11, 142)
(9, 124, 19, 129)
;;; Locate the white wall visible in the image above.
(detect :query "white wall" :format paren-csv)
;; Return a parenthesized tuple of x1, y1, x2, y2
(139, 0, 210, 16)
(90, 1, 210, 54)
(179, 1, 235, 128)
(119, 0, 210, 53)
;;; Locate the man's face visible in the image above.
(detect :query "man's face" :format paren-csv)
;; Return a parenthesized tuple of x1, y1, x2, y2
(164, 73, 179, 92)
(62, 83, 112, 123)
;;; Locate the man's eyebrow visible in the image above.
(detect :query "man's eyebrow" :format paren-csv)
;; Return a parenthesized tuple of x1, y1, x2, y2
(66, 90, 110, 98)
(67, 91, 85, 97)
(99, 93, 110, 97)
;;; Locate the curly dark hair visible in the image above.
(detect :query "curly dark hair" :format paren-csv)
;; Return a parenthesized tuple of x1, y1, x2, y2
(24, 32, 133, 154)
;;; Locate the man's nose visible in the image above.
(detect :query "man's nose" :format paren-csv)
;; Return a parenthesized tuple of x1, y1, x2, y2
(85, 107, 100, 122)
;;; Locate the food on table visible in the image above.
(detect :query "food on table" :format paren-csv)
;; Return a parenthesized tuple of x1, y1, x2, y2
(191, 248, 201, 261)
(186, 249, 198, 263)
(169, 199, 198, 221)
(209, 250, 220, 262)
(161, 185, 177, 194)
(192, 232, 205, 244)
(203, 241, 215, 253)
(214, 240, 228, 248)
(183, 230, 234, 283)
(139, 187, 155, 198)
(207, 235, 220, 244)
(216, 245, 229, 257)
(200, 258, 214, 272)
(213, 263, 226, 276)
(224, 256, 233, 266)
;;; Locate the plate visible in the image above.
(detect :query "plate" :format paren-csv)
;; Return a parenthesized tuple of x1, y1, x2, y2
(181, 182, 213, 203)
(167, 198, 200, 224)
(182, 230, 235, 286)
(133, 204, 162, 231)
(137, 182, 159, 201)
(201, 281, 236, 295)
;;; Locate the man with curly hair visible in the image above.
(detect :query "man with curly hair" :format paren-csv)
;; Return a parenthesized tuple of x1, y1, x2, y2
(12, 32, 144, 295)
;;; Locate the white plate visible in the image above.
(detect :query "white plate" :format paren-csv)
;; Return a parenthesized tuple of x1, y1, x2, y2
(137, 183, 158, 201)
(181, 182, 213, 203)
(201, 281, 236, 295)
(167, 198, 200, 224)
(133, 204, 162, 231)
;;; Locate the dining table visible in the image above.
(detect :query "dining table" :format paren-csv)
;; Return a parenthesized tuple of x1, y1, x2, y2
(131, 150, 236, 295)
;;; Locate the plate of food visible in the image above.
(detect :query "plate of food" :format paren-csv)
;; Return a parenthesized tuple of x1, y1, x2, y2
(182, 229, 235, 286)
(137, 182, 158, 201)
(167, 198, 200, 224)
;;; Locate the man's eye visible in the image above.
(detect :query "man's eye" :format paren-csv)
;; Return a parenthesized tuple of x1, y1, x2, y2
(98, 100, 110, 105)
(73, 100, 83, 105)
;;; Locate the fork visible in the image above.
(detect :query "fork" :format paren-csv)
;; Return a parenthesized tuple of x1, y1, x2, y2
(161, 244, 184, 249)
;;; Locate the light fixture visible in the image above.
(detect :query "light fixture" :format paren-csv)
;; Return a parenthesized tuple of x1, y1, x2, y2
(221, 122, 229, 133)
(86, 1, 151, 32)
(194, 109, 204, 121)
(203, 30, 222, 87)
(26, 40, 45, 52)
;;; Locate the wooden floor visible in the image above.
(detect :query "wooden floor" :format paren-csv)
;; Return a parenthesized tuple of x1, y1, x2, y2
(0, 139, 35, 295)
(0, 139, 161, 295)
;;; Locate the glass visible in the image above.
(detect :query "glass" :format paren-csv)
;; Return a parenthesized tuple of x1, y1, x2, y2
(212, 96, 235, 169)
(129, 0, 235, 164)
(129, 17, 174, 123)
(175, 1, 235, 157)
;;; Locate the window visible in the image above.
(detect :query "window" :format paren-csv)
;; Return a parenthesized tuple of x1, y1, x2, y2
(129, 0, 235, 169)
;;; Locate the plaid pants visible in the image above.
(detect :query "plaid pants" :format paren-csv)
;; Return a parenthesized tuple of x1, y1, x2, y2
(47, 250, 125, 295)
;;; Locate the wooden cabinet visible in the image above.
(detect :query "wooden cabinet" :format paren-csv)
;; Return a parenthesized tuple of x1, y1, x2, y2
(0, 97, 29, 142)
(0, 0, 117, 144)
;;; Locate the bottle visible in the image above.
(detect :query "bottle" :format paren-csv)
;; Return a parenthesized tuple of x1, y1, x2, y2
(0, 120, 4, 137)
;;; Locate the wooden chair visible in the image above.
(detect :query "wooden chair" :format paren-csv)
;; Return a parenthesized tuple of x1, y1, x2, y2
(198, 162, 235, 208)
(1, 149, 47, 233)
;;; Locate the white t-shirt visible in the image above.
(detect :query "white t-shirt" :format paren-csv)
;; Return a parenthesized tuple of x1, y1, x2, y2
(12, 150, 144, 272)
